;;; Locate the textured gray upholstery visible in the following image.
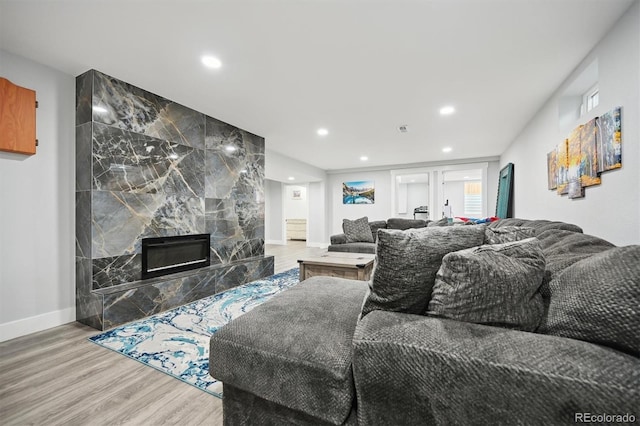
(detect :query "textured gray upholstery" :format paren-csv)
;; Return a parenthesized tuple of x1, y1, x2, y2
(330, 233, 348, 245)
(329, 218, 424, 253)
(427, 217, 450, 227)
(536, 230, 616, 297)
(361, 226, 486, 317)
(221, 384, 357, 426)
(327, 242, 376, 254)
(427, 238, 545, 331)
(487, 218, 583, 234)
(484, 225, 535, 244)
(209, 218, 639, 424)
(343, 216, 374, 243)
(209, 276, 368, 425)
(539, 245, 640, 356)
(368, 220, 387, 242)
(386, 218, 428, 230)
(353, 311, 640, 426)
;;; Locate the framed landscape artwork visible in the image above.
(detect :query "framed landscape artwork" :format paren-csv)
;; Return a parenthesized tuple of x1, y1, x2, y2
(343, 181, 375, 204)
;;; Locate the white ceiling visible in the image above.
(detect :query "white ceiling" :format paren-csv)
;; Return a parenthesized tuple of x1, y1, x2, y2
(0, 0, 634, 175)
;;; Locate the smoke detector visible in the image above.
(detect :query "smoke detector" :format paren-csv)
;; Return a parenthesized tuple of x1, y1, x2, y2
(398, 124, 409, 133)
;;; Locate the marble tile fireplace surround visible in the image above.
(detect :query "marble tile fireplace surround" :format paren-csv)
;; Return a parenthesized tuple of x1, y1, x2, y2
(76, 70, 273, 330)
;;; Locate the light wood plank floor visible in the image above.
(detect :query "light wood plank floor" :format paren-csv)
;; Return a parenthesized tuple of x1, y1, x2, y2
(0, 241, 324, 426)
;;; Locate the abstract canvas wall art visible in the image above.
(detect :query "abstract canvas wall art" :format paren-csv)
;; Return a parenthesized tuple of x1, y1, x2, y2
(596, 106, 622, 172)
(547, 106, 622, 200)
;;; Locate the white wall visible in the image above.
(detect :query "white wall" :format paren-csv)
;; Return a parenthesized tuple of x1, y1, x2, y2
(307, 181, 328, 247)
(443, 181, 465, 217)
(283, 185, 308, 219)
(0, 50, 75, 341)
(328, 170, 393, 235)
(264, 179, 284, 244)
(501, 2, 640, 245)
(397, 182, 429, 218)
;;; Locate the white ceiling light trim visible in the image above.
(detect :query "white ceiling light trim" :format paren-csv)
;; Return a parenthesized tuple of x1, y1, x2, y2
(442, 147, 453, 153)
(317, 128, 329, 136)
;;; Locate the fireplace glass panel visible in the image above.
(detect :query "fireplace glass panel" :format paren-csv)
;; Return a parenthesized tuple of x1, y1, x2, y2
(142, 234, 210, 279)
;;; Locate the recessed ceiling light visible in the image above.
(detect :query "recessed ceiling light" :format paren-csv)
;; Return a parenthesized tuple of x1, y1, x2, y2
(360, 156, 368, 161)
(317, 128, 329, 136)
(288, 176, 295, 181)
(442, 147, 452, 153)
(440, 106, 455, 115)
(201, 55, 222, 69)
(92, 105, 108, 113)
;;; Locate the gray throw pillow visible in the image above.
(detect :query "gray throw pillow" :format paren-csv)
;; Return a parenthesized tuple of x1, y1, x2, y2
(426, 238, 545, 331)
(361, 225, 486, 317)
(484, 226, 535, 244)
(538, 245, 640, 356)
(343, 216, 374, 243)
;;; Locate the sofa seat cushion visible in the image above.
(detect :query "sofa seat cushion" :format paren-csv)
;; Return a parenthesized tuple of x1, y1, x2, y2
(361, 225, 486, 317)
(353, 311, 640, 426)
(209, 276, 369, 425)
(427, 238, 545, 331)
(538, 245, 640, 356)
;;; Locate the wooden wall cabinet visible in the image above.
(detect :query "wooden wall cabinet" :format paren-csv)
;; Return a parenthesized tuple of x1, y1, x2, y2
(0, 77, 37, 155)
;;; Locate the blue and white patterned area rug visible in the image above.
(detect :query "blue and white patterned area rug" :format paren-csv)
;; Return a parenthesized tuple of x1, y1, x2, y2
(89, 268, 300, 398)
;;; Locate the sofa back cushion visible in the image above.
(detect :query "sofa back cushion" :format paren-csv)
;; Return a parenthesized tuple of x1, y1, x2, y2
(537, 245, 640, 356)
(386, 217, 428, 230)
(487, 218, 583, 234)
(369, 220, 388, 242)
(361, 225, 486, 317)
(536, 230, 616, 297)
(426, 238, 545, 331)
(343, 216, 374, 243)
(484, 226, 535, 244)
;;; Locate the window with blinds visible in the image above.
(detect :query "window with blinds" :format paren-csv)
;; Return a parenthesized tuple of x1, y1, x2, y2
(464, 181, 482, 217)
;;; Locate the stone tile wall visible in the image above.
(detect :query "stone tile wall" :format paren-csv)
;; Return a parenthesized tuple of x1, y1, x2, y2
(75, 70, 272, 330)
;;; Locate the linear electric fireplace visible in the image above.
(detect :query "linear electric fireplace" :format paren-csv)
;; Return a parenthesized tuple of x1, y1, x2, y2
(141, 234, 211, 280)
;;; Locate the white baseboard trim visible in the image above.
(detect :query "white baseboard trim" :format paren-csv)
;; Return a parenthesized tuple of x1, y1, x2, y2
(265, 239, 287, 245)
(0, 307, 76, 343)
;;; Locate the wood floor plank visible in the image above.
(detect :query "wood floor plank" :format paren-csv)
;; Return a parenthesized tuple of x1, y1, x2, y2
(0, 241, 323, 425)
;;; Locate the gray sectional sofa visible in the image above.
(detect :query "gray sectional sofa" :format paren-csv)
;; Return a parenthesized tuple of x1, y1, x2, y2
(328, 217, 430, 253)
(209, 218, 640, 425)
